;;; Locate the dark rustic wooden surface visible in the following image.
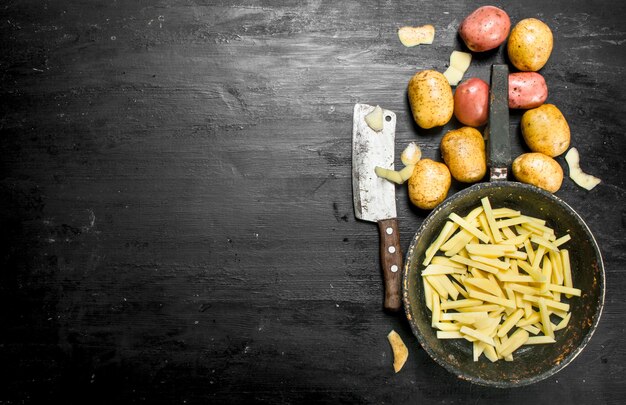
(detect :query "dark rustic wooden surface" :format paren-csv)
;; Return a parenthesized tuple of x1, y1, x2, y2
(1, 0, 625, 403)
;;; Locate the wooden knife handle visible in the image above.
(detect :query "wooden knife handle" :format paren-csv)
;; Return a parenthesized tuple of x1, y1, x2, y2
(378, 218, 403, 312)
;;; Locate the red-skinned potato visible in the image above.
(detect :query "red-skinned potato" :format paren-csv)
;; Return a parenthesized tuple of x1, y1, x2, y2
(454, 78, 489, 127)
(509, 72, 548, 109)
(459, 6, 511, 52)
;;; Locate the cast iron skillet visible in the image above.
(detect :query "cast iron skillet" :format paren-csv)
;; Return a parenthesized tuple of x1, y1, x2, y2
(402, 65, 605, 387)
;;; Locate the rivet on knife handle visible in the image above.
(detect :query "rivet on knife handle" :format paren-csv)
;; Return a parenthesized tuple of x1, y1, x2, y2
(378, 218, 402, 312)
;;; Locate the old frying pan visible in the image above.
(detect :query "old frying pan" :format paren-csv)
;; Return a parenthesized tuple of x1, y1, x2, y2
(402, 65, 605, 387)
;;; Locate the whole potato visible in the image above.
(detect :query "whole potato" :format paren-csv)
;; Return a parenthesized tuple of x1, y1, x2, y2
(521, 104, 570, 157)
(454, 78, 489, 127)
(458, 6, 511, 52)
(408, 159, 451, 210)
(507, 18, 553, 71)
(509, 72, 548, 109)
(512, 153, 563, 193)
(440, 127, 486, 183)
(408, 70, 454, 129)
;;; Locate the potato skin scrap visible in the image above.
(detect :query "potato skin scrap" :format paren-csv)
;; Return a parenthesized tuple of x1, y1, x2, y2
(408, 70, 454, 129)
(398, 25, 435, 47)
(387, 330, 409, 373)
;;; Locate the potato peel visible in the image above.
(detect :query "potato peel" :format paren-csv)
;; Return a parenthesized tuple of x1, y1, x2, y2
(565, 147, 601, 190)
(387, 330, 409, 373)
(398, 25, 435, 47)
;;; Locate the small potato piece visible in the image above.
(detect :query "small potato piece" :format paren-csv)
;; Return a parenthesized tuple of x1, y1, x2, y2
(521, 104, 570, 157)
(408, 159, 451, 210)
(512, 153, 563, 193)
(364, 105, 384, 131)
(565, 147, 602, 190)
(398, 25, 435, 47)
(443, 51, 472, 86)
(507, 18, 553, 72)
(387, 330, 409, 373)
(458, 6, 511, 52)
(440, 127, 486, 183)
(408, 70, 454, 129)
(454, 78, 489, 127)
(509, 72, 548, 109)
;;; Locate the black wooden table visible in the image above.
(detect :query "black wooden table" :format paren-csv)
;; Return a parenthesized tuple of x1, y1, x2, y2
(1, 1, 625, 403)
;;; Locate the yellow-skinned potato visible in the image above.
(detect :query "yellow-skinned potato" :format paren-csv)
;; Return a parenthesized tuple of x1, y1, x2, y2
(408, 159, 451, 210)
(440, 127, 486, 183)
(408, 70, 454, 129)
(521, 104, 571, 157)
(507, 18, 553, 72)
(512, 153, 563, 193)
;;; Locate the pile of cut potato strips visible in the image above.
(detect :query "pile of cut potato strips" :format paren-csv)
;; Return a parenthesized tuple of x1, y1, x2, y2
(422, 197, 580, 362)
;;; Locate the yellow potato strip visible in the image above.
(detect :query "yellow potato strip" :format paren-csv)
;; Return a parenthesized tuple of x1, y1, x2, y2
(547, 283, 581, 297)
(469, 255, 510, 271)
(496, 274, 535, 283)
(497, 308, 525, 337)
(531, 235, 559, 252)
(492, 208, 521, 218)
(554, 312, 571, 331)
(538, 298, 554, 338)
(421, 264, 467, 276)
(433, 322, 462, 331)
(450, 255, 499, 274)
(523, 294, 570, 312)
(516, 312, 541, 327)
(499, 328, 530, 358)
(449, 213, 491, 243)
(424, 221, 458, 266)
(561, 249, 573, 296)
(440, 298, 483, 310)
(437, 331, 464, 339)
(516, 260, 547, 282)
(520, 324, 542, 335)
(425, 276, 449, 300)
(431, 256, 466, 268)
(432, 291, 441, 326)
(467, 289, 515, 309)
(481, 197, 503, 243)
(465, 278, 504, 298)
(460, 326, 495, 346)
(457, 304, 501, 313)
(423, 278, 433, 311)
(554, 234, 572, 248)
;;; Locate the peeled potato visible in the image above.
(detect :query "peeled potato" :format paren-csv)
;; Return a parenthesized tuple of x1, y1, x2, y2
(387, 330, 409, 373)
(512, 152, 563, 193)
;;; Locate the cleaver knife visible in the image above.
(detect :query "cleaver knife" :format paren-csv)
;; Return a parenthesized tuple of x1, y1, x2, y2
(352, 103, 402, 312)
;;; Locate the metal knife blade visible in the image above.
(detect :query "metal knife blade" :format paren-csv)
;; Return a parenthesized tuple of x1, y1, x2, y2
(352, 104, 397, 222)
(352, 103, 402, 312)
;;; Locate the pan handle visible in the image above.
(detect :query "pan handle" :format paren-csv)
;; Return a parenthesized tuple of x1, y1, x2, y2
(487, 64, 511, 181)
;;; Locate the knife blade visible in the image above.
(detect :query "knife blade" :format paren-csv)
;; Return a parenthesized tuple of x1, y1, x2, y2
(352, 103, 402, 312)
